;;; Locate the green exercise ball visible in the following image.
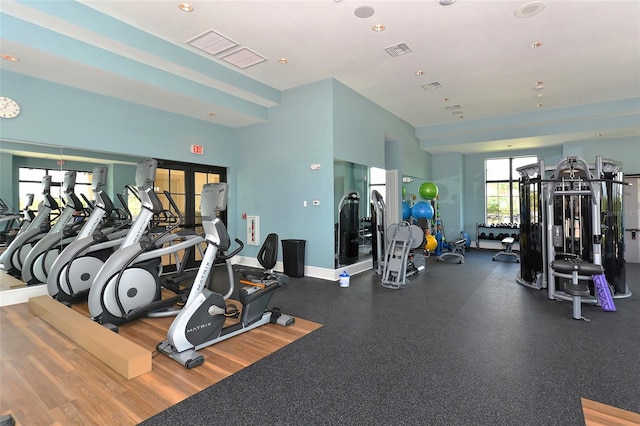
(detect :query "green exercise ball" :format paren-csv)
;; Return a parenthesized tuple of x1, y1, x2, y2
(419, 182, 439, 200)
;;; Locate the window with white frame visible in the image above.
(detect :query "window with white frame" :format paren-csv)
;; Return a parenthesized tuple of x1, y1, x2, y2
(18, 167, 93, 211)
(485, 156, 537, 225)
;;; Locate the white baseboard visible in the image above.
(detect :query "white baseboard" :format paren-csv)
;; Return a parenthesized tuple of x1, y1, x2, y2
(0, 284, 48, 307)
(233, 256, 372, 281)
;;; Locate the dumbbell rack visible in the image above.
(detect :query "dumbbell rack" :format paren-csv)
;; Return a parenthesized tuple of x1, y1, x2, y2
(475, 223, 520, 250)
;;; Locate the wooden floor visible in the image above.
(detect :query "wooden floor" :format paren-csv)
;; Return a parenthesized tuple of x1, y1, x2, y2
(0, 299, 322, 425)
(0, 268, 25, 291)
(582, 398, 640, 426)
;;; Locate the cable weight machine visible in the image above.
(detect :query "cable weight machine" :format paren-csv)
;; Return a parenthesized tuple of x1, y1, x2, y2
(516, 155, 630, 305)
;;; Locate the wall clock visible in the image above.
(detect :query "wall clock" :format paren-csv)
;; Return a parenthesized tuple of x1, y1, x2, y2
(0, 96, 20, 118)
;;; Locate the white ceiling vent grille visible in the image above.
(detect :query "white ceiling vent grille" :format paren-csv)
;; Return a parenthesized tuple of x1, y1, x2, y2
(187, 30, 268, 69)
(384, 43, 412, 57)
(444, 104, 462, 111)
(187, 29, 239, 56)
(422, 81, 443, 90)
(220, 47, 267, 69)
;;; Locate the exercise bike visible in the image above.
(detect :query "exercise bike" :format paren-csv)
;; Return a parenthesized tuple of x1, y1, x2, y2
(157, 182, 292, 369)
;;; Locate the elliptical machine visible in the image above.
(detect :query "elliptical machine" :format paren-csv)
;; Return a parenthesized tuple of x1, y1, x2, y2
(157, 182, 291, 369)
(47, 159, 160, 305)
(1, 175, 58, 277)
(87, 169, 205, 328)
(22, 170, 88, 285)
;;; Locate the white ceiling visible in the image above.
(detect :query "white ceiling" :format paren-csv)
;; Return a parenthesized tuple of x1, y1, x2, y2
(1, 0, 639, 154)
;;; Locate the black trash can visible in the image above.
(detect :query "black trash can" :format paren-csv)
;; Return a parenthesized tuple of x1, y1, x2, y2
(282, 239, 306, 278)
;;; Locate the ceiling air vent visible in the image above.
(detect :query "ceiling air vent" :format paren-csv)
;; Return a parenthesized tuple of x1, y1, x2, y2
(444, 104, 462, 111)
(384, 43, 412, 57)
(422, 81, 443, 90)
(187, 29, 239, 56)
(219, 47, 267, 69)
(187, 29, 268, 69)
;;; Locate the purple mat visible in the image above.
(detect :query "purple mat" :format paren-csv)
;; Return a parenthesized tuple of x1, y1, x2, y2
(592, 273, 616, 312)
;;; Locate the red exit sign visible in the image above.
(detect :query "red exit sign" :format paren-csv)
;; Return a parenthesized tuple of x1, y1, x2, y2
(190, 144, 204, 155)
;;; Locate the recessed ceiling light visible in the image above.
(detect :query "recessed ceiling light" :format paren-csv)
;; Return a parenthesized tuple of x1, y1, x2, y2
(536, 103, 544, 107)
(515, 1, 545, 18)
(1, 54, 19, 62)
(278, 58, 289, 64)
(178, 3, 193, 12)
(439, 0, 456, 5)
(415, 70, 425, 76)
(354, 6, 375, 18)
(372, 24, 385, 32)
(596, 133, 604, 137)
(529, 41, 543, 49)
(442, 98, 449, 102)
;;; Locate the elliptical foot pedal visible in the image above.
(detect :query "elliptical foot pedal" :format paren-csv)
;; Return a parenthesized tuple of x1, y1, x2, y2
(185, 356, 205, 369)
(270, 308, 295, 326)
(103, 323, 119, 333)
(277, 314, 295, 326)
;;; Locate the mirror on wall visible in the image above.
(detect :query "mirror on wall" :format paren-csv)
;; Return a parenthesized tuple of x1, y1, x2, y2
(0, 139, 143, 293)
(333, 159, 386, 269)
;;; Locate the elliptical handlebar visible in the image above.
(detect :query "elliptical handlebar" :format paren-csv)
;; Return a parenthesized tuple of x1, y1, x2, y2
(116, 193, 133, 222)
(163, 190, 184, 228)
(218, 238, 244, 260)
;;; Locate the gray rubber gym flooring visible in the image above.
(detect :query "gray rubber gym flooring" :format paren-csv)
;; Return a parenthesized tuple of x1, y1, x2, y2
(142, 249, 640, 425)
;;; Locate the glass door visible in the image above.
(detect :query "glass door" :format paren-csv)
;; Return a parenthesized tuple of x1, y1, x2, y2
(154, 160, 226, 272)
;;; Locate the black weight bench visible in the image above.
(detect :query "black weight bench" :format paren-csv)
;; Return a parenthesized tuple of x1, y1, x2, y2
(550, 258, 603, 320)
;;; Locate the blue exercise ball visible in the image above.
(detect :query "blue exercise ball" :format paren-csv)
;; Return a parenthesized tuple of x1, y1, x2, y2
(411, 201, 434, 220)
(402, 201, 411, 221)
(462, 231, 471, 247)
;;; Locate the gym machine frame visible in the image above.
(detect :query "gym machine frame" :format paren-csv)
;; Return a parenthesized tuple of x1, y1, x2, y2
(516, 155, 630, 308)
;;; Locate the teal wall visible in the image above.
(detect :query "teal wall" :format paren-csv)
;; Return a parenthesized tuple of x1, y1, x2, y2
(0, 152, 14, 210)
(333, 80, 430, 179)
(235, 79, 335, 268)
(332, 79, 430, 226)
(563, 138, 640, 171)
(0, 71, 237, 162)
